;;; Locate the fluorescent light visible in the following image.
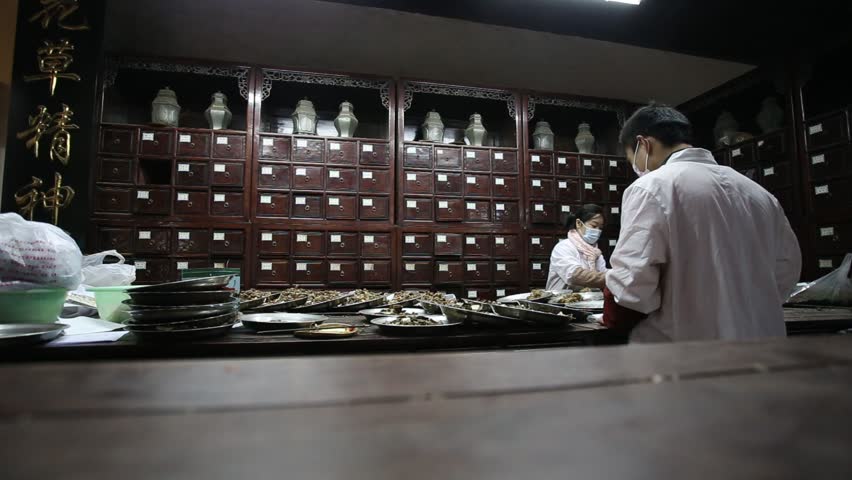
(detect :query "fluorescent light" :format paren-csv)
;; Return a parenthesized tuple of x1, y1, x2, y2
(607, 0, 641, 4)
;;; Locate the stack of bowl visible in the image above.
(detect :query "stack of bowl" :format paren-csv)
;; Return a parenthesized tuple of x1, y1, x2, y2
(123, 275, 239, 341)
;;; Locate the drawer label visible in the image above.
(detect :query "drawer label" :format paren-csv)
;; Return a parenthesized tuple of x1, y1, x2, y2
(811, 154, 825, 165)
(763, 167, 775, 176)
(262, 167, 273, 175)
(584, 159, 592, 166)
(362, 144, 374, 153)
(261, 262, 273, 271)
(757, 140, 765, 148)
(406, 146, 417, 154)
(534, 204, 544, 211)
(364, 263, 374, 271)
(819, 259, 833, 269)
(561, 205, 572, 213)
(532, 179, 541, 187)
(362, 171, 373, 179)
(815, 185, 829, 195)
(330, 263, 341, 272)
(531, 155, 540, 163)
(137, 190, 149, 199)
(329, 142, 340, 151)
(558, 157, 567, 165)
(214, 263, 225, 269)
(610, 160, 618, 168)
(532, 238, 541, 245)
(296, 139, 308, 148)
(438, 174, 448, 182)
(178, 163, 190, 172)
(439, 264, 449, 272)
(297, 263, 307, 271)
(467, 176, 477, 184)
(362, 198, 374, 207)
(495, 178, 505, 186)
(612, 207, 620, 214)
(496, 203, 506, 211)
(585, 183, 593, 190)
(466, 151, 476, 159)
(142, 132, 154, 141)
(405, 236, 416, 244)
(216, 136, 228, 145)
(135, 261, 147, 270)
(364, 235, 374, 243)
(405, 263, 416, 271)
(407, 173, 417, 181)
(138, 231, 151, 240)
(179, 134, 191, 143)
(439, 201, 449, 209)
(406, 200, 417, 208)
(437, 235, 448, 243)
(809, 124, 823, 135)
(467, 264, 477, 272)
(496, 237, 505, 245)
(214, 194, 226, 202)
(609, 185, 618, 192)
(610, 239, 617, 247)
(177, 262, 189, 270)
(559, 181, 567, 189)
(331, 234, 342, 243)
(297, 234, 308, 242)
(467, 202, 476, 210)
(468, 291, 477, 299)
(296, 168, 307, 176)
(437, 149, 444, 155)
(497, 263, 506, 271)
(532, 263, 542, 270)
(494, 152, 504, 160)
(497, 289, 506, 297)
(328, 197, 340, 206)
(260, 195, 272, 204)
(296, 197, 306, 205)
(213, 232, 225, 241)
(262, 233, 273, 241)
(466, 237, 476, 245)
(263, 138, 274, 146)
(732, 148, 741, 157)
(179, 232, 191, 240)
(329, 170, 340, 178)
(820, 227, 835, 237)
(214, 164, 226, 173)
(177, 193, 189, 201)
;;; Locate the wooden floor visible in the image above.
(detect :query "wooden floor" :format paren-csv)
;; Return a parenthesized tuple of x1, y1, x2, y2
(2, 335, 852, 479)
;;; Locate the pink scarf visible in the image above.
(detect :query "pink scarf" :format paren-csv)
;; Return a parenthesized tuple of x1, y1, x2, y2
(567, 229, 602, 270)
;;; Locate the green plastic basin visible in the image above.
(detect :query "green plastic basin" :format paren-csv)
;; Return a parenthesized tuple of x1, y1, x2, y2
(0, 288, 68, 324)
(88, 285, 136, 323)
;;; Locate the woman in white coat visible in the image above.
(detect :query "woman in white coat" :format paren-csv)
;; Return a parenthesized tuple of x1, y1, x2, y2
(546, 204, 608, 290)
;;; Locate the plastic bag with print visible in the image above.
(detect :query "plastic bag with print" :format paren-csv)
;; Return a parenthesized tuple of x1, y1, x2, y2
(0, 213, 83, 290)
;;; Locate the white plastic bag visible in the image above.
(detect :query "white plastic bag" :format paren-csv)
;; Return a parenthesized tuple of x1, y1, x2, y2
(0, 213, 83, 290)
(788, 253, 852, 306)
(81, 250, 136, 287)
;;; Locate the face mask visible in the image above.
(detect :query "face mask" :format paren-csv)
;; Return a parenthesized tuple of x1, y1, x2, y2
(580, 222, 602, 245)
(633, 139, 650, 177)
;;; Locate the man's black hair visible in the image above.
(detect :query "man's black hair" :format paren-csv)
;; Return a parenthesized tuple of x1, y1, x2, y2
(618, 103, 693, 150)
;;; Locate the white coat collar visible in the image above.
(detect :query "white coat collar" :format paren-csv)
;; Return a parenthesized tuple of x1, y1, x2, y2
(666, 147, 717, 166)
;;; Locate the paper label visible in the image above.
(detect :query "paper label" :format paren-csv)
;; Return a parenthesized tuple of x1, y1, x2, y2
(179, 232, 191, 240)
(329, 142, 340, 151)
(758, 140, 765, 148)
(297, 263, 307, 271)
(732, 148, 741, 157)
(263, 138, 274, 146)
(405, 263, 415, 271)
(812, 154, 825, 165)
(533, 263, 542, 270)
(296, 139, 308, 148)
(328, 197, 340, 206)
(362, 198, 373, 207)
(809, 124, 823, 135)
(497, 264, 506, 272)
(216, 136, 228, 145)
(437, 235, 448, 243)
(467, 176, 477, 184)
(496, 203, 505, 211)
(610, 185, 618, 192)
(584, 159, 592, 166)
(296, 168, 307, 176)
(214, 263, 225, 269)
(495, 178, 505, 186)
(820, 227, 835, 237)
(405, 173, 417, 182)
(466, 151, 476, 159)
(138, 231, 151, 240)
(177, 193, 189, 201)
(532, 179, 541, 187)
(295, 197, 306, 205)
(439, 201, 449, 209)
(136, 190, 149, 200)
(405, 235, 416, 244)
(214, 164, 226, 173)
(584, 183, 593, 190)
(562, 205, 572, 213)
(406, 146, 417, 154)
(407, 200, 417, 208)
(330, 263, 341, 272)
(142, 132, 154, 141)
(438, 174, 448, 182)
(177, 262, 188, 270)
(213, 232, 225, 241)
(297, 234, 308, 243)
(466, 202, 476, 210)
(260, 195, 272, 204)
(364, 263, 374, 271)
(494, 152, 504, 160)
(819, 259, 833, 268)
(178, 163, 190, 172)
(362, 144, 374, 152)
(497, 289, 506, 297)
(179, 134, 191, 143)
(331, 234, 342, 243)
(214, 194, 226, 202)
(329, 170, 340, 178)
(815, 185, 829, 195)
(261, 233, 273, 241)
(610, 160, 618, 168)
(262, 167, 273, 175)
(364, 235, 374, 243)
(468, 291, 478, 299)
(558, 157, 567, 165)
(439, 264, 449, 272)
(466, 237, 476, 245)
(362, 171, 373, 179)
(261, 262, 273, 271)
(534, 204, 544, 212)
(496, 237, 505, 245)
(135, 261, 147, 270)
(467, 264, 477, 272)
(610, 239, 617, 247)
(559, 181, 567, 189)
(763, 167, 775, 176)
(612, 207, 620, 214)
(532, 237, 541, 245)
(531, 155, 540, 163)
(437, 149, 444, 155)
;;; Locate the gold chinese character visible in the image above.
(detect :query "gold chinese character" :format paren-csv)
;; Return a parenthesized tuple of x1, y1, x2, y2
(24, 39, 81, 96)
(42, 172, 75, 226)
(14, 177, 45, 221)
(30, 0, 89, 31)
(16, 104, 78, 165)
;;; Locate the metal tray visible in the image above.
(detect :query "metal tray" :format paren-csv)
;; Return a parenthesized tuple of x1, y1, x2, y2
(125, 312, 239, 332)
(241, 313, 327, 332)
(239, 293, 280, 312)
(560, 300, 604, 311)
(359, 307, 425, 318)
(418, 301, 445, 315)
(492, 303, 569, 327)
(243, 296, 309, 313)
(376, 292, 426, 309)
(440, 304, 519, 328)
(518, 300, 592, 320)
(127, 290, 236, 307)
(370, 315, 461, 336)
(333, 293, 390, 312)
(0, 323, 68, 347)
(130, 322, 236, 342)
(291, 292, 355, 313)
(127, 300, 240, 324)
(129, 275, 234, 293)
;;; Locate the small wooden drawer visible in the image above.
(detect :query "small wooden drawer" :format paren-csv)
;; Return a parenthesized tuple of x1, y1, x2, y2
(139, 130, 173, 156)
(174, 259, 210, 276)
(559, 204, 580, 225)
(359, 169, 392, 193)
(97, 227, 132, 253)
(175, 162, 208, 187)
(434, 233, 463, 256)
(435, 147, 462, 170)
(175, 229, 209, 254)
(292, 260, 327, 285)
(100, 127, 136, 155)
(494, 287, 522, 299)
(491, 150, 518, 173)
(359, 142, 390, 166)
(463, 234, 491, 257)
(210, 191, 244, 217)
(404, 171, 434, 194)
(529, 235, 556, 257)
(606, 158, 630, 179)
(530, 177, 555, 200)
(529, 260, 549, 282)
(210, 162, 244, 187)
(530, 202, 556, 224)
(463, 149, 490, 172)
(815, 254, 846, 274)
(464, 174, 491, 197)
(529, 153, 553, 174)
(492, 175, 520, 198)
(814, 224, 852, 252)
(493, 261, 521, 283)
(581, 181, 606, 203)
(436, 198, 464, 222)
(326, 140, 358, 165)
(493, 201, 520, 223)
(133, 188, 171, 216)
(212, 133, 246, 159)
(404, 144, 433, 169)
(435, 172, 463, 195)
(293, 231, 326, 256)
(557, 178, 582, 202)
(328, 232, 360, 257)
(730, 143, 757, 169)
(325, 167, 357, 192)
(291, 194, 324, 219)
(362, 260, 392, 284)
(555, 154, 580, 177)
(259, 136, 291, 161)
(359, 196, 390, 220)
(756, 132, 786, 163)
(293, 138, 324, 163)
(256, 259, 290, 285)
(292, 165, 325, 190)
(403, 197, 434, 221)
(210, 230, 245, 255)
(464, 261, 491, 283)
(325, 194, 357, 220)
(134, 228, 170, 254)
(464, 200, 491, 222)
(257, 163, 291, 189)
(402, 233, 434, 256)
(809, 147, 852, 182)
(361, 233, 392, 258)
(606, 183, 627, 203)
(257, 230, 290, 255)
(806, 112, 850, 151)
(132, 258, 171, 284)
(328, 260, 359, 284)
(176, 131, 211, 158)
(811, 178, 852, 212)
(435, 261, 464, 284)
(173, 190, 209, 216)
(99, 158, 133, 183)
(493, 234, 521, 257)
(580, 157, 605, 177)
(257, 192, 289, 217)
(401, 260, 433, 284)
(760, 163, 792, 190)
(210, 259, 244, 279)
(607, 205, 622, 226)
(463, 288, 495, 301)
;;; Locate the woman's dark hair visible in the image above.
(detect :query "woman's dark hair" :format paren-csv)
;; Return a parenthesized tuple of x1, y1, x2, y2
(565, 204, 604, 230)
(618, 103, 693, 150)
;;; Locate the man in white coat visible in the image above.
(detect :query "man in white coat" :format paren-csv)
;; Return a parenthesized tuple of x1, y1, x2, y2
(606, 104, 801, 343)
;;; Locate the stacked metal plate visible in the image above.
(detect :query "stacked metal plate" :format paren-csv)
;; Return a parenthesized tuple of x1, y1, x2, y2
(123, 275, 239, 341)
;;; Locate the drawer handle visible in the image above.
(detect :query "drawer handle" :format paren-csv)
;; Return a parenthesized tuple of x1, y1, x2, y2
(340, 242, 346, 248)
(188, 171, 194, 177)
(416, 181, 422, 186)
(306, 242, 312, 247)
(476, 244, 480, 249)
(153, 140, 159, 146)
(337, 177, 343, 182)
(448, 272, 454, 278)
(305, 205, 310, 211)
(187, 202, 193, 207)
(447, 208, 453, 213)
(112, 138, 121, 145)
(224, 172, 230, 178)
(224, 202, 230, 208)
(371, 207, 377, 212)
(338, 151, 344, 157)
(272, 271, 277, 276)
(272, 241, 278, 247)
(147, 199, 154, 205)
(340, 271, 345, 277)
(270, 203, 276, 208)
(372, 152, 378, 158)
(306, 270, 312, 276)
(111, 167, 119, 174)
(304, 176, 310, 182)
(226, 145, 232, 151)
(190, 142, 196, 148)
(339, 206, 344, 211)
(475, 272, 481, 278)
(372, 179, 377, 184)
(271, 174, 277, 180)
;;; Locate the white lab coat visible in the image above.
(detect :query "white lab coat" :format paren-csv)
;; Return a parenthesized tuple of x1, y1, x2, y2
(606, 148, 801, 343)
(546, 237, 607, 291)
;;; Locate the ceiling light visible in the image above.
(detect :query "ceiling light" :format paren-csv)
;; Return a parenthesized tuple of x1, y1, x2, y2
(606, 0, 641, 4)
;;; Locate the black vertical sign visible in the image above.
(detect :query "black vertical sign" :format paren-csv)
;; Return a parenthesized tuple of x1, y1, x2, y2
(1, 0, 105, 249)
